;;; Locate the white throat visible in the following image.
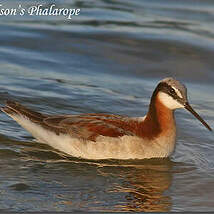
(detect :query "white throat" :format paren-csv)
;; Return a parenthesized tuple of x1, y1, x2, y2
(158, 92, 184, 110)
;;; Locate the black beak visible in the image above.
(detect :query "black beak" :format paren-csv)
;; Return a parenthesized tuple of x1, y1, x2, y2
(184, 102, 212, 131)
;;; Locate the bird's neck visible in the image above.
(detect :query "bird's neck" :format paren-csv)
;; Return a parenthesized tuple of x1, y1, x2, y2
(142, 95, 176, 138)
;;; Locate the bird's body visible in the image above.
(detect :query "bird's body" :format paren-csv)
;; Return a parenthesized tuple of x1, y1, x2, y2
(1, 78, 212, 160)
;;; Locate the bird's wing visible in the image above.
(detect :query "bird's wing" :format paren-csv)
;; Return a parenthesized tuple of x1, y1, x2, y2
(2, 100, 141, 141)
(43, 113, 139, 141)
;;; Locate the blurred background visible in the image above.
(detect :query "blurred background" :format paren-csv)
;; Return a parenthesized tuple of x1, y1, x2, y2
(0, 0, 214, 212)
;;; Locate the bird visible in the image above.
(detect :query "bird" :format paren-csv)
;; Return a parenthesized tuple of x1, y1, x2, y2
(1, 77, 212, 160)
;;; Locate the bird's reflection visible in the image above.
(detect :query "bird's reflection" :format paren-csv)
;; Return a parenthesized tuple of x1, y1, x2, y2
(97, 158, 173, 212)
(3, 135, 173, 212)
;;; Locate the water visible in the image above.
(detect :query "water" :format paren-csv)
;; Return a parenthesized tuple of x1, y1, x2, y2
(0, 0, 214, 211)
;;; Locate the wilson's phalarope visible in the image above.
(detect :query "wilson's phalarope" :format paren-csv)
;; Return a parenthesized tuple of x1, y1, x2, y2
(1, 77, 212, 160)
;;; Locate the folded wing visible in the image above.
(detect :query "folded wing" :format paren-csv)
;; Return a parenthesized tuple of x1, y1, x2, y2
(44, 114, 137, 141)
(2, 100, 142, 142)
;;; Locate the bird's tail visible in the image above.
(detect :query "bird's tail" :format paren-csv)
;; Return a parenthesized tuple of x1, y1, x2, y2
(1, 100, 46, 123)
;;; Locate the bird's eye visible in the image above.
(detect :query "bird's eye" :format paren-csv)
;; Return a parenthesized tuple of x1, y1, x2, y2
(169, 88, 175, 94)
